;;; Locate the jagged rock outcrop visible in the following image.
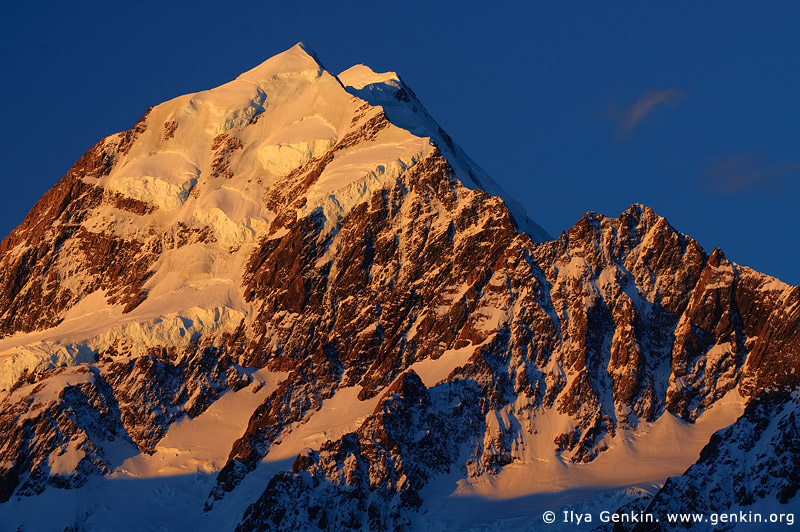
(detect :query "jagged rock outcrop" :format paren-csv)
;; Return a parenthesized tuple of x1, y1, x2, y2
(235, 371, 464, 532)
(0, 366, 132, 502)
(0, 340, 248, 502)
(101, 343, 248, 453)
(220, 200, 799, 528)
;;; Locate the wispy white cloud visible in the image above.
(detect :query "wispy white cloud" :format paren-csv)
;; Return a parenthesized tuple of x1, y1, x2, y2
(608, 89, 685, 138)
(705, 152, 800, 194)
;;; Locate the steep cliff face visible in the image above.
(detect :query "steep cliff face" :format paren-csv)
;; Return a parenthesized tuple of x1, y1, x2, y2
(221, 200, 798, 531)
(0, 44, 797, 531)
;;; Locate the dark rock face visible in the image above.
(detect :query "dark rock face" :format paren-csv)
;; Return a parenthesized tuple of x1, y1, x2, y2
(0, 366, 131, 503)
(214, 180, 798, 529)
(207, 147, 537, 502)
(210, 133, 244, 179)
(0, 110, 157, 337)
(0, 341, 248, 501)
(0, 172, 104, 334)
(101, 344, 246, 453)
(201, 154, 799, 524)
(235, 371, 477, 532)
(2, 139, 798, 528)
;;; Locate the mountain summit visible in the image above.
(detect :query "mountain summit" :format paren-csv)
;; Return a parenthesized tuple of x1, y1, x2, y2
(0, 42, 548, 386)
(0, 45, 798, 531)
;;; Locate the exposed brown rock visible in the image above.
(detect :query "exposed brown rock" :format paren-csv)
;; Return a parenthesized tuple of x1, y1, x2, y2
(210, 132, 244, 179)
(162, 120, 178, 140)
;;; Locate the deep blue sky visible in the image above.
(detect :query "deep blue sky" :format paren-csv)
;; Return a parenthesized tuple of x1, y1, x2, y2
(1, 2, 798, 284)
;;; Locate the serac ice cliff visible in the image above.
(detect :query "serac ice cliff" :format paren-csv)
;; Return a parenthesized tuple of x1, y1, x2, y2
(0, 44, 797, 531)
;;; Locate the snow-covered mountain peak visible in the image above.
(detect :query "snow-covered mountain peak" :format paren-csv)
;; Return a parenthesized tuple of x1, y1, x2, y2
(0, 44, 552, 390)
(1, 45, 799, 532)
(338, 64, 402, 90)
(236, 42, 326, 85)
